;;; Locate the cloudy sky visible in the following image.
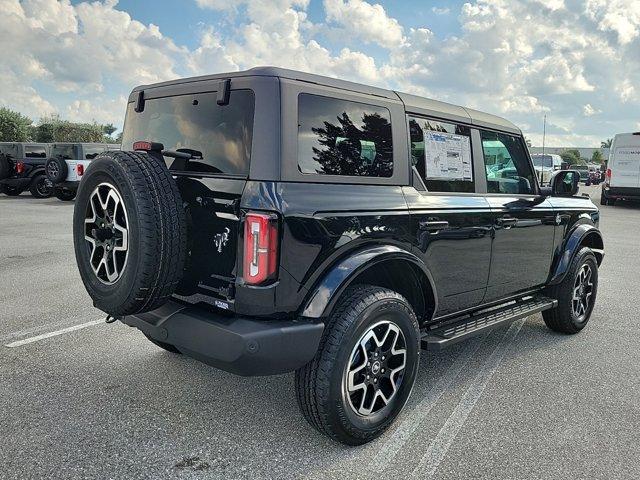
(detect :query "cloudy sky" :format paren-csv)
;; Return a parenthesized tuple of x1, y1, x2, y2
(1, 0, 639, 146)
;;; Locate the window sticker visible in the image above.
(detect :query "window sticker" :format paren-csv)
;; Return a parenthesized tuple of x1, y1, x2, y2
(424, 132, 472, 181)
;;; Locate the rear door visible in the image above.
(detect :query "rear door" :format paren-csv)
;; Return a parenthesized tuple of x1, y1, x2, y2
(479, 130, 556, 302)
(610, 144, 640, 188)
(404, 116, 493, 316)
(120, 77, 270, 303)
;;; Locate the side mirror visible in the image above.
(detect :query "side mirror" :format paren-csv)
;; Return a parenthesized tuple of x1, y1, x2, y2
(549, 169, 579, 197)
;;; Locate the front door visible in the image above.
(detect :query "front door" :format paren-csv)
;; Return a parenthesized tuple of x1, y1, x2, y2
(404, 116, 493, 316)
(479, 130, 556, 302)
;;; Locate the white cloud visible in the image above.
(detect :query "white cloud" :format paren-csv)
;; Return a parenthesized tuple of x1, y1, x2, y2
(323, 0, 404, 48)
(2, 0, 640, 147)
(431, 7, 450, 15)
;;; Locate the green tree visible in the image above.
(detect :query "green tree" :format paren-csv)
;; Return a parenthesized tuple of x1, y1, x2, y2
(33, 116, 105, 143)
(591, 150, 604, 164)
(102, 123, 117, 137)
(0, 107, 33, 142)
(601, 138, 612, 148)
(560, 149, 582, 165)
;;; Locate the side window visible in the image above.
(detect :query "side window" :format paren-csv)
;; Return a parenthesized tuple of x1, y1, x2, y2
(481, 131, 535, 195)
(298, 94, 393, 177)
(409, 116, 474, 193)
(24, 146, 47, 158)
(84, 147, 106, 159)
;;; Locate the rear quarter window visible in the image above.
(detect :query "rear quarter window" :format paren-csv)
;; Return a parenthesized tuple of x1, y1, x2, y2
(297, 94, 393, 177)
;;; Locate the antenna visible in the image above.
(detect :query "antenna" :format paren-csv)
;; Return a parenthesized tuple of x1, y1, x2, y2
(542, 114, 546, 157)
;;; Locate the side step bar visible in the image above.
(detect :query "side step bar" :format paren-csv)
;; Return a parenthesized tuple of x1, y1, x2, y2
(423, 295, 557, 350)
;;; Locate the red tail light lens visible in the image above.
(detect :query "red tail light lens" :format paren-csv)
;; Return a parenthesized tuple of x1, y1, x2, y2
(605, 168, 612, 184)
(77, 164, 84, 176)
(243, 212, 279, 285)
(16, 162, 25, 174)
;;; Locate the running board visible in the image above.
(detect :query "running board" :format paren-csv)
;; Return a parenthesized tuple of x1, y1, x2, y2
(423, 296, 557, 350)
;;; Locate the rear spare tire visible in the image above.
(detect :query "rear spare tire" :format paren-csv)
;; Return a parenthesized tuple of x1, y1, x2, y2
(73, 151, 187, 317)
(46, 157, 68, 184)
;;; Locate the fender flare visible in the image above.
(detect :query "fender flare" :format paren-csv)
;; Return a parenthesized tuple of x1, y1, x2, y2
(300, 244, 437, 319)
(548, 224, 604, 285)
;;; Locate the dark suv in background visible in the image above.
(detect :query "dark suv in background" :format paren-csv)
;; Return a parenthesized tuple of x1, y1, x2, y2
(72, 67, 604, 445)
(0, 142, 53, 197)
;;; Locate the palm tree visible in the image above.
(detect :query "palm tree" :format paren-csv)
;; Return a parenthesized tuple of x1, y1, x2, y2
(601, 138, 612, 148)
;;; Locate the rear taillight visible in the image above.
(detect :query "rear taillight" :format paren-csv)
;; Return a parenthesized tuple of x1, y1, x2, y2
(605, 168, 612, 185)
(243, 212, 279, 285)
(16, 162, 24, 174)
(77, 164, 84, 176)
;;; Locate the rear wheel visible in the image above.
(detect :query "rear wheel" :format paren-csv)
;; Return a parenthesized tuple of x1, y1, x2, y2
(54, 189, 76, 201)
(295, 285, 420, 445)
(29, 174, 53, 198)
(543, 247, 598, 334)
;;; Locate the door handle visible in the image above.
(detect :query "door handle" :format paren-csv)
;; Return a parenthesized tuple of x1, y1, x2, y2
(419, 220, 450, 232)
(496, 216, 518, 229)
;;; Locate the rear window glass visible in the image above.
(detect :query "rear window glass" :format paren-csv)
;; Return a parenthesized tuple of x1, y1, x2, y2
(25, 146, 47, 158)
(0, 144, 19, 158)
(298, 94, 393, 177)
(52, 145, 76, 159)
(84, 146, 107, 159)
(122, 90, 254, 175)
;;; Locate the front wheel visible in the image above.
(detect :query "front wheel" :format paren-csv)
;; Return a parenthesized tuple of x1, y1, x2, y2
(295, 285, 420, 445)
(30, 174, 53, 198)
(543, 247, 598, 334)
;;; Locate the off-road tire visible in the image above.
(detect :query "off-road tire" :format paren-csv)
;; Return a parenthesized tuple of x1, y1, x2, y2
(54, 189, 77, 201)
(29, 174, 53, 198)
(73, 151, 187, 317)
(144, 333, 182, 354)
(0, 154, 11, 180)
(295, 285, 420, 445)
(46, 157, 68, 184)
(543, 247, 598, 334)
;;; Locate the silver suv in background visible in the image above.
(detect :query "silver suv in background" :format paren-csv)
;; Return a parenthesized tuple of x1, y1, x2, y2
(46, 143, 120, 200)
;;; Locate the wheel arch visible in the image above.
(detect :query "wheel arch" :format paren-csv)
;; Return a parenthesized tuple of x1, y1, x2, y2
(300, 245, 437, 326)
(549, 224, 604, 285)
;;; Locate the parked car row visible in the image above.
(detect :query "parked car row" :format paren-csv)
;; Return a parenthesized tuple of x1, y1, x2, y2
(0, 142, 120, 200)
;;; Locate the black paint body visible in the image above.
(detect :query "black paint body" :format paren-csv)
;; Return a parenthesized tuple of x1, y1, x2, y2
(120, 68, 604, 374)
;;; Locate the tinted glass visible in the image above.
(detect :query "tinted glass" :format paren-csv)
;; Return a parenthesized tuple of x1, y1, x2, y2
(84, 146, 107, 159)
(298, 94, 393, 177)
(481, 131, 535, 194)
(24, 146, 47, 158)
(51, 145, 76, 159)
(122, 90, 254, 175)
(0, 144, 18, 158)
(532, 155, 552, 168)
(409, 116, 474, 193)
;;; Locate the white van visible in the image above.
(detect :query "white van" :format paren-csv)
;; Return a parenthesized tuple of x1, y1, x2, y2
(531, 153, 562, 185)
(601, 132, 640, 205)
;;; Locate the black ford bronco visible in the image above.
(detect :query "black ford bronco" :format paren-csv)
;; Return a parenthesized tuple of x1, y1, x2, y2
(0, 142, 53, 198)
(72, 67, 604, 445)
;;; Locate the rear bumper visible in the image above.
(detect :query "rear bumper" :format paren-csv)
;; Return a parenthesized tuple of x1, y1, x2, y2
(603, 185, 640, 199)
(122, 300, 324, 376)
(0, 177, 30, 189)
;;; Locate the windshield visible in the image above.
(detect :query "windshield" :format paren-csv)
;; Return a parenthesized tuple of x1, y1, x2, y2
(52, 145, 76, 159)
(532, 155, 553, 168)
(122, 90, 254, 175)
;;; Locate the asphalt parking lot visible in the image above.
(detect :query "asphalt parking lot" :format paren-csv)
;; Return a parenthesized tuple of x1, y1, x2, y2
(1, 184, 639, 480)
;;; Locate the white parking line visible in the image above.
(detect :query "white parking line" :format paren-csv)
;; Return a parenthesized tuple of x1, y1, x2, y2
(5, 319, 105, 348)
(410, 318, 526, 478)
(369, 332, 491, 472)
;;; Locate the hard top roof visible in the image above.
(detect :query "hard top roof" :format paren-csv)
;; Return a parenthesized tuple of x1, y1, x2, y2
(131, 66, 520, 135)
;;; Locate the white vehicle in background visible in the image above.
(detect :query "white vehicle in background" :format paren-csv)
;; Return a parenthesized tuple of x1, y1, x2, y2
(601, 132, 640, 205)
(45, 143, 120, 201)
(531, 153, 562, 186)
